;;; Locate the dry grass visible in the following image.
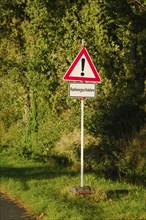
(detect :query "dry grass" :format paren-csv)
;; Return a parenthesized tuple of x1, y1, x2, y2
(53, 128, 100, 164)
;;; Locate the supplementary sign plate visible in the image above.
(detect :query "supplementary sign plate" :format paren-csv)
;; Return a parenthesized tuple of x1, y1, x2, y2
(69, 83, 96, 98)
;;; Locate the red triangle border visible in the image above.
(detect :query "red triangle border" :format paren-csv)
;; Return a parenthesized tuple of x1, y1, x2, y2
(63, 47, 101, 83)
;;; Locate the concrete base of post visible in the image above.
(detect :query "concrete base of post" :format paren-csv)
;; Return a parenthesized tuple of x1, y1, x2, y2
(70, 186, 94, 195)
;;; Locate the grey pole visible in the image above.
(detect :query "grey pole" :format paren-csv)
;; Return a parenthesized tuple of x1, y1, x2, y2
(81, 39, 84, 187)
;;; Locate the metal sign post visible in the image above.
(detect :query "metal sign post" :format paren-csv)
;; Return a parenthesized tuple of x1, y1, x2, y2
(81, 39, 84, 188)
(81, 97, 84, 187)
(63, 39, 101, 194)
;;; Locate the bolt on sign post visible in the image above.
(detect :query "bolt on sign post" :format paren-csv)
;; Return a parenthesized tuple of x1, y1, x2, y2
(63, 40, 101, 192)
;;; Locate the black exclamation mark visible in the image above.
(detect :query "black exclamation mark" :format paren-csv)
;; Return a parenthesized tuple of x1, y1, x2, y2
(81, 58, 85, 76)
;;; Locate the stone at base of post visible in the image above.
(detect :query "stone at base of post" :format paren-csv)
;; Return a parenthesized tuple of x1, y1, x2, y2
(70, 186, 94, 195)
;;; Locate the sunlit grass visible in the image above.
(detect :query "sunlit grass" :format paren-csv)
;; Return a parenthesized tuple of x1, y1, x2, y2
(0, 148, 146, 220)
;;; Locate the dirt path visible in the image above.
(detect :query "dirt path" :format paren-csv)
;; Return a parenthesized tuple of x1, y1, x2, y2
(0, 192, 34, 220)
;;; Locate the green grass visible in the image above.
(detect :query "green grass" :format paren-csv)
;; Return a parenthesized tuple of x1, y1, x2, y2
(0, 148, 146, 220)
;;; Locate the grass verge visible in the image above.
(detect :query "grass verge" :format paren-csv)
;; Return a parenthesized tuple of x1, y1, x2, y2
(0, 148, 146, 220)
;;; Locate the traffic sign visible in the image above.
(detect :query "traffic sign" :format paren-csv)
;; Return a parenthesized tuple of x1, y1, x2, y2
(63, 47, 101, 82)
(69, 83, 96, 98)
(63, 41, 101, 190)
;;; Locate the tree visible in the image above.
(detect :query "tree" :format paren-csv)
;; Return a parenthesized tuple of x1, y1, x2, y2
(0, 0, 145, 179)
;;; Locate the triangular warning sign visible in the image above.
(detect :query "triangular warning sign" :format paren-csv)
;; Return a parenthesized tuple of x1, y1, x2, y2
(63, 47, 101, 82)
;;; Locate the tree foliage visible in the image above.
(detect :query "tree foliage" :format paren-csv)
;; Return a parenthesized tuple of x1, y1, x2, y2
(0, 0, 146, 180)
